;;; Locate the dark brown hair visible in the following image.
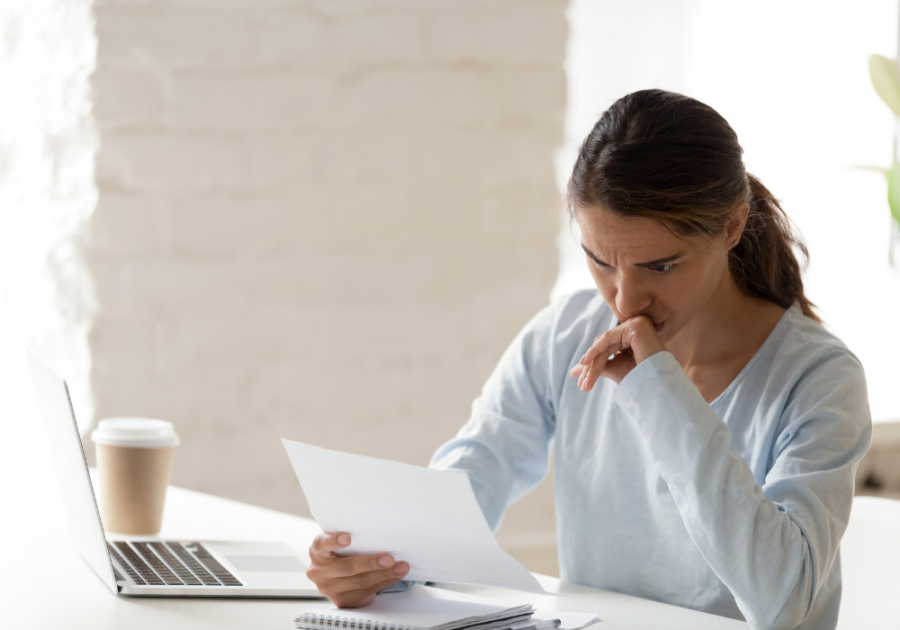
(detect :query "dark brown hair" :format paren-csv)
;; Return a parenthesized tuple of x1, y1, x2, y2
(568, 89, 820, 322)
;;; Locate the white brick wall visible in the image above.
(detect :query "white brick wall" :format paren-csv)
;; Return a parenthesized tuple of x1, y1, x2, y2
(88, 0, 565, 574)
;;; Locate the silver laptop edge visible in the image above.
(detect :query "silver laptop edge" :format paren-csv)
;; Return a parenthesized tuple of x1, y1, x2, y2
(27, 348, 322, 598)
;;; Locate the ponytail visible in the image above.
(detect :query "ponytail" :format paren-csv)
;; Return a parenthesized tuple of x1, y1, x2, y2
(731, 175, 820, 322)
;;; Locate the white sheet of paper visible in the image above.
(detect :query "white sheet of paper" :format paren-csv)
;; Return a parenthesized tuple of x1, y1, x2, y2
(282, 439, 547, 594)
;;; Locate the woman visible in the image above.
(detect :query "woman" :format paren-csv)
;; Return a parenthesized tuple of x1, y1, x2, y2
(306, 90, 872, 630)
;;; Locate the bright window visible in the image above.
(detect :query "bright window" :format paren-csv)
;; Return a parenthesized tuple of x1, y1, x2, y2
(0, 0, 97, 434)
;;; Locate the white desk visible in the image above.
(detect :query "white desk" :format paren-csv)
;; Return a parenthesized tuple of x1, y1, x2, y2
(4, 399, 897, 630)
(3, 481, 747, 630)
(1, 409, 746, 630)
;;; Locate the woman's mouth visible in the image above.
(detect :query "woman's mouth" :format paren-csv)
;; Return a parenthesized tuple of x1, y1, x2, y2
(653, 322, 664, 333)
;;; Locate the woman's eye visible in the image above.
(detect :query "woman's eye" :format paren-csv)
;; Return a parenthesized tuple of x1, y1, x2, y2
(649, 264, 673, 274)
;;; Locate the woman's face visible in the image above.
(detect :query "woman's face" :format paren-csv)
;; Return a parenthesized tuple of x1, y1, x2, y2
(576, 206, 735, 342)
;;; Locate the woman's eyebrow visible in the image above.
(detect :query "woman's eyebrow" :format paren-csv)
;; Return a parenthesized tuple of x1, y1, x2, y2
(581, 245, 610, 266)
(581, 244, 682, 268)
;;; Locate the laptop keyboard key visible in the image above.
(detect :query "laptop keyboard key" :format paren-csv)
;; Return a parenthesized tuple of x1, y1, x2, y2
(167, 542, 222, 585)
(107, 543, 146, 585)
(133, 542, 184, 585)
(114, 541, 164, 585)
(149, 542, 202, 585)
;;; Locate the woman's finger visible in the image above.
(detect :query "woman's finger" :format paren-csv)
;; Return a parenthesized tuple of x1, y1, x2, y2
(598, 348, 636, 384)
(326, 562, 409, 594)
(307, 555, 408, 592)
(579, 357, 602, 392)
(310, 532, 352, 558)
(330, 573, 409, 609)
(580, 338, 626, 391)
(326, 554, 403, 579)
(581, 328, 624, 368)
(575, 328, 616, 390)
(353, 574, 410, 604)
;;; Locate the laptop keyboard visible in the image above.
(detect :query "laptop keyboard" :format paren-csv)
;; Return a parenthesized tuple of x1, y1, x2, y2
(107, 541, 242, 587)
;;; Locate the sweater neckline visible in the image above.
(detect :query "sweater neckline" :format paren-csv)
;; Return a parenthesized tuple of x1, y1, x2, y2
(708, 305, 795, 408)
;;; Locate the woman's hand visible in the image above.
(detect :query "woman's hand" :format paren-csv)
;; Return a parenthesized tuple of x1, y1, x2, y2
(569, 315, 666, 390)
(307, 532, 410, 608)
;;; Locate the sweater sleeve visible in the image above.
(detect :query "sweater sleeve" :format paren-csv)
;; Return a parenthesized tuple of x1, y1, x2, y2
(428, 304, 559, 532)
(614, 350, 871, 630)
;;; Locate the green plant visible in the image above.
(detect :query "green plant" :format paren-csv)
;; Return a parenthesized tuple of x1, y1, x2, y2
(869, 54, 900, 231)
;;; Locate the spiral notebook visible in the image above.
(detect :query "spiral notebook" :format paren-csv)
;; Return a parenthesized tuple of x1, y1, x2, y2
(295, 585, 536, 630)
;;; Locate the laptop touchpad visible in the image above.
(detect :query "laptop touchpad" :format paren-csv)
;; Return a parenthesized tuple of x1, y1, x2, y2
(226, 555, 306, 572)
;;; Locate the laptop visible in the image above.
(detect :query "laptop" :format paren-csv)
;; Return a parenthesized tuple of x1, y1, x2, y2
(27, 349, 324, 598)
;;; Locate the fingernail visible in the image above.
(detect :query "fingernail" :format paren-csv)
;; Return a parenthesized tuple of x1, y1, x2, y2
(379, 555, 393, 567)
(394, 562, 408, 575)
(580, 353, 588, 365)
(338, 534, 350, 545)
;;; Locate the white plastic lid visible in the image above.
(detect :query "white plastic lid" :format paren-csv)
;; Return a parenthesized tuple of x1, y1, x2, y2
(91, 418, 180, 448)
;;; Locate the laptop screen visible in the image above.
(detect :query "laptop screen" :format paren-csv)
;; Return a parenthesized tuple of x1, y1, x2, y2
(27, 349, 117, 593)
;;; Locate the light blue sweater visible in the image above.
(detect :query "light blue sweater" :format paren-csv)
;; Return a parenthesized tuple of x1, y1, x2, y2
(428, 289, 872, 630)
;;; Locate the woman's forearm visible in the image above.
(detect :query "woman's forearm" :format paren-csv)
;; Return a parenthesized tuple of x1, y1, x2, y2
(614, 351, 867, 630)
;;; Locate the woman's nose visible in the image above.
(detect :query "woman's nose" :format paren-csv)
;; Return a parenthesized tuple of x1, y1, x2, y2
(615, 277, 650, 320)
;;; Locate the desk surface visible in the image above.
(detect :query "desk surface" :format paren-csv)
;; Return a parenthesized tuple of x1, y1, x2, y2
(3, 482, 747, 630)
(1, 424, 746, 630)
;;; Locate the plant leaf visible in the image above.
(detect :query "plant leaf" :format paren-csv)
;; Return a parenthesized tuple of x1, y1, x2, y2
(869, 54, 900, 118)
(888, 160, 900, 227)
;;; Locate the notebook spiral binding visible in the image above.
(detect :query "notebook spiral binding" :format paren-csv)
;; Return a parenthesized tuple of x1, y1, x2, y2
(296, 612, 417, 630)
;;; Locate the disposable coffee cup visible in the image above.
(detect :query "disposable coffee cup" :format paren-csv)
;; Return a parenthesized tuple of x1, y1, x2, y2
(91, 418, 179, 535)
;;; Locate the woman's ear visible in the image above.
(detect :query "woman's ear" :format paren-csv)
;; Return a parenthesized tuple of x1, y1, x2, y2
(726, 203, 750, 248)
